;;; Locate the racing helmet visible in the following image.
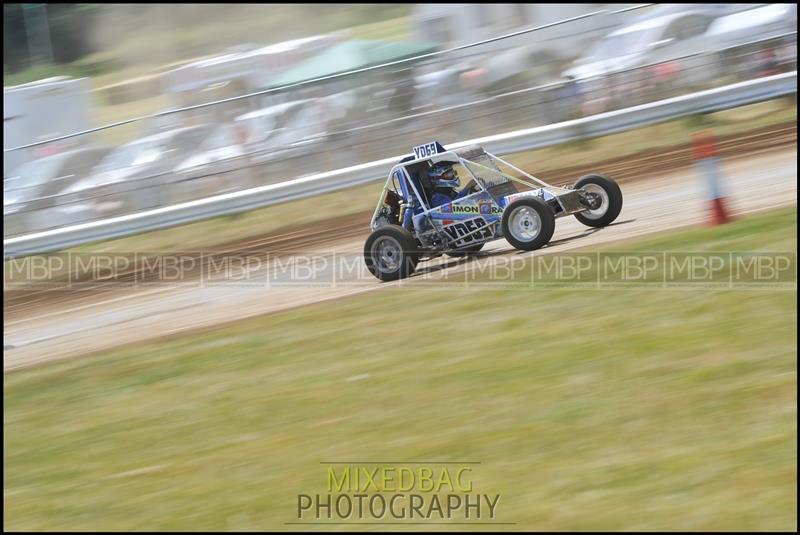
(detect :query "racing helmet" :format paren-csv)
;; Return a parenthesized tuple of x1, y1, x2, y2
(427, 162, 460, 190)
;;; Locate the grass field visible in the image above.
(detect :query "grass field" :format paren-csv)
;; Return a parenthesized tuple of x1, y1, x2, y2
(4, 207, 797, 531)
(68, 98, 797, 254)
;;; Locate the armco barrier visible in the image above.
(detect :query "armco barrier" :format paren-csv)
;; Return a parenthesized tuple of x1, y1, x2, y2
(4, 71, 796, 259)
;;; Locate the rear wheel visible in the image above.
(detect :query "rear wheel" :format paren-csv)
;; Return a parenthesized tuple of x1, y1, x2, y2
(364, 225, 420, 281)
(501, 197, 555, 251)
(574, 174, 623, 228)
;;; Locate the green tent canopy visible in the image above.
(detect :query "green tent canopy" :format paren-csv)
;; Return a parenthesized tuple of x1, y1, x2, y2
(264, 39, 438, 89)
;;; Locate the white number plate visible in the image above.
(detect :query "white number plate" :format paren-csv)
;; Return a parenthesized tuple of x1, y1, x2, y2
(412, 142, 438, 160)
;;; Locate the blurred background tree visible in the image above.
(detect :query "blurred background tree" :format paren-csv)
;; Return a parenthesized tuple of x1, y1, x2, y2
(4, 4, 102, 72)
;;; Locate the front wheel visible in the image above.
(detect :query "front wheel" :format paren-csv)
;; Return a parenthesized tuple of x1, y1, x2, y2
(501, 197, 555, 251)
(574, 174, 623, 228)
(364, 225, 419, 281)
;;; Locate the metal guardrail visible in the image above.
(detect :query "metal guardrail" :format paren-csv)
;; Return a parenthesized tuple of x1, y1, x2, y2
(3, 71, 796, 259)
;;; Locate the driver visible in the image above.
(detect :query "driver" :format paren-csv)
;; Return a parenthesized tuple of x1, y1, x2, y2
(426, 162, 474, 207)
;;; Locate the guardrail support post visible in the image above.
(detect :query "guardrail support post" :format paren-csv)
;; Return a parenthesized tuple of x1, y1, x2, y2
(692, 130, 732, 226)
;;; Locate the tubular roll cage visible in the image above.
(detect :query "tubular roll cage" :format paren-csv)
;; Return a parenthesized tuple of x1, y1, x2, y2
(370, 145, 555, 231)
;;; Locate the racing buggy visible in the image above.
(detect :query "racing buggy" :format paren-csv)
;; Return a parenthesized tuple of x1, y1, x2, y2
(364, 141, 623, 281)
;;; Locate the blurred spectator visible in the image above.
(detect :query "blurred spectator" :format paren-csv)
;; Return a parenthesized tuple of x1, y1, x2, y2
(558, 75, 583, 121)
(652, 60, 681, 99)
(752, 45, 780, 78)
(389, 69, 416, 117)
(33, 144, 62, 158)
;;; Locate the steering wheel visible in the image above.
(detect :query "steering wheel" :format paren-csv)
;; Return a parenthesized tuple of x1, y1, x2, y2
(463, 178, 479, 194)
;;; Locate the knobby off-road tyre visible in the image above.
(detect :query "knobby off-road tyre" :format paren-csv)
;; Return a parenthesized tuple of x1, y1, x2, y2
(574, 174, 623, 228)
(364, 225, 420, 281)
(501, 197, 556, 251)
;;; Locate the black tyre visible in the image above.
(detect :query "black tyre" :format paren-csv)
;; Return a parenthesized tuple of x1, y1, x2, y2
(574, 174, 623, 228)
(446, 243, 485, 257)
(501, 197, 555, 251)
(364, 225, 420, 281)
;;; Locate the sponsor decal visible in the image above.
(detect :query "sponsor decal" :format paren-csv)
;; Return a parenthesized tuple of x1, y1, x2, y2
(439, 203, 501, 216)
(479, 201, 502, 215)
(452, 205, 480, 215)
(442, 217, 494, 247)
(440, 203, 454, 225)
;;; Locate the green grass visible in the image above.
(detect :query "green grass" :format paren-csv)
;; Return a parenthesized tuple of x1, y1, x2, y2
(2, 59, 114, 88)
(4, 207, 797, 531)
(619, 207, 797, 253)
(63, 98, 796, 254)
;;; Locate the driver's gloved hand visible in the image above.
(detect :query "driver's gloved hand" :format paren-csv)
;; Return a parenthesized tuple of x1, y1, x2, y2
(454, 187, 472, 199)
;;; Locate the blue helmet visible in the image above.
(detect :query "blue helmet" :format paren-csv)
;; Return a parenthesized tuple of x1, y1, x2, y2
(427, 163, 460, 189)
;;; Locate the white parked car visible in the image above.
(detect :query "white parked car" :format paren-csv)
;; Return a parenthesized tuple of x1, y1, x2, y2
(235, 99, 338, 169)
(562, 11, 721, 81)
(3, 146, 111, 235)
(562, 4, 796, 82)
(52, 125, 217, 223)
(700, 4, 795, 44)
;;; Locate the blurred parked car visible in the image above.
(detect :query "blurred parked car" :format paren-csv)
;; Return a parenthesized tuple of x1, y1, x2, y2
(563, 5, 796, 110)
(3, 146, 111, 235)
(566, 5, 795, 79)
(562, 11, 721, 82)
(234, 99, 335, 180)
(707, 4, 797, 79)
(53, 125, 217, 223)
(234, 100, 312, 153)
(629, 4, 769, 23)
(413, 64, 472, 109)
(171, 124, 251, 201)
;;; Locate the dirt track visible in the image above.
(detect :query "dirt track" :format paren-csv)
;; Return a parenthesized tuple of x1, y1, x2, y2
(4, 121, 796, 319)
(3, 132, 797, 372)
